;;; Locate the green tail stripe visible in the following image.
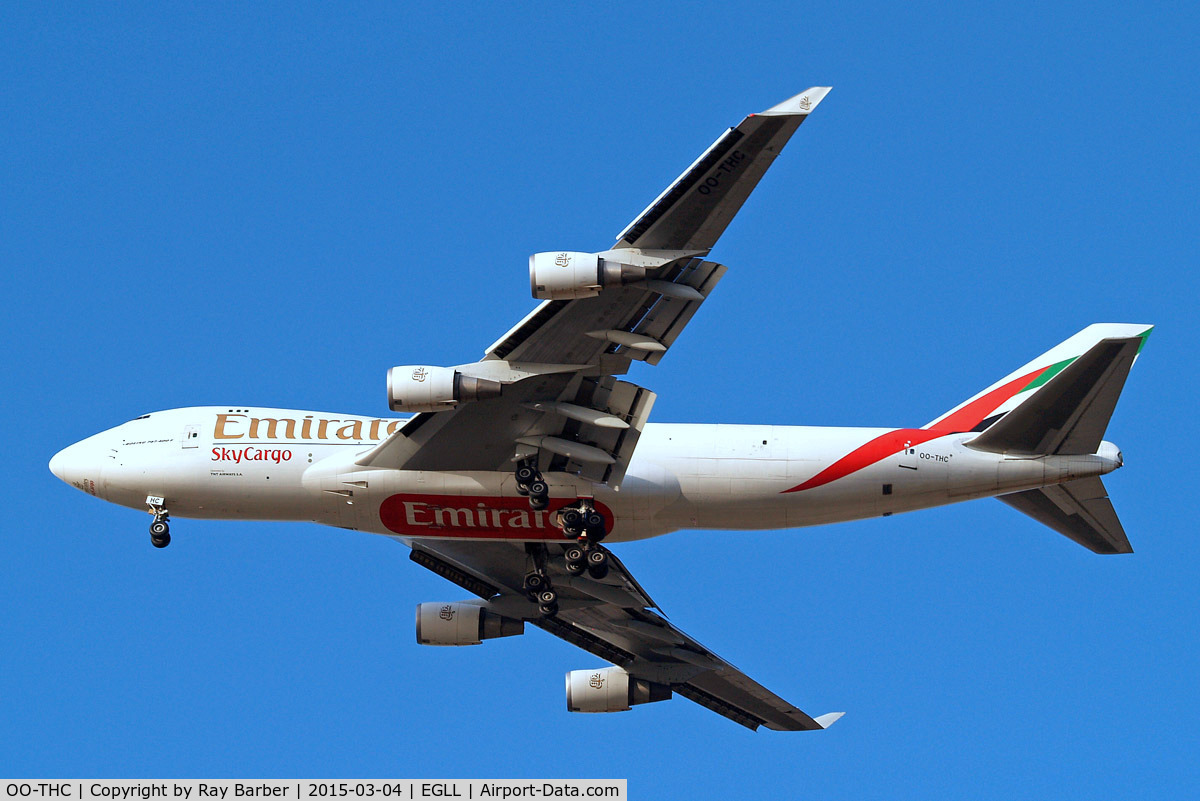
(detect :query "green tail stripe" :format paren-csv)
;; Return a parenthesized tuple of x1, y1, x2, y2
(1021, 327, 1152, 395)
(1021, 357, 1076, 393)
(1136, 326, 1154, 354)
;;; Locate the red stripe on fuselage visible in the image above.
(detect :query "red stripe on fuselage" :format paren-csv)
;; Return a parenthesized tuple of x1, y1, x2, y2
(783, 366, 1049, 494)
(783, 429, 947, 493)
(379, 494, 614, 540)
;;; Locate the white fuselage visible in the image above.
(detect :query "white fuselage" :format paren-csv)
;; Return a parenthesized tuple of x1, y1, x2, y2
(50, 406, 1123, 543)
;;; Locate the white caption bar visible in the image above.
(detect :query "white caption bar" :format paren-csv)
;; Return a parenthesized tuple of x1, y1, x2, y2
(0, 783, 626, 801)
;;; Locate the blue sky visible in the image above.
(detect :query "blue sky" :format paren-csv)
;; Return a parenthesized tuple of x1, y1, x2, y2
(2, 1, 1197, 796)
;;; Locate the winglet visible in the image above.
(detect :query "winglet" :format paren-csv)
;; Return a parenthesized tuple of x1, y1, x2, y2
(758, 86, 832, 117)
(813, 712, 845, 729)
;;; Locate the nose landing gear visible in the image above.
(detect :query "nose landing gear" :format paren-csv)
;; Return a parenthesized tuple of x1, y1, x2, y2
(147, 496, 170, 548)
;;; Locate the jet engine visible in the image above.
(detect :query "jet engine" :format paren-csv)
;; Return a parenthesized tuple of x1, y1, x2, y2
(415, 602, 524, 646)
(529, 251, 647, 300)
(387, 366, 502, 413)
(565, 666, 672, 713)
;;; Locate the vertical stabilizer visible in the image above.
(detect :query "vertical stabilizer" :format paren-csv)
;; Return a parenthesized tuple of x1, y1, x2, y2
(924, 324, 1153, 442)
(937, 324, 1154, 555)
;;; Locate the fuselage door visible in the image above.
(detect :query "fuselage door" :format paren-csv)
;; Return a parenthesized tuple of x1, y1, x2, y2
(182, 424, 201, 449)
(899, 441, 918, 470)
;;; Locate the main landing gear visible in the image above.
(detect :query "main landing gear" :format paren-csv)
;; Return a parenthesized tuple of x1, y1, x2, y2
(558, 500, 609, 580)
(514, 459, 549, 510)
(523, 545, 559, 618)
(520, 500, 613, 619)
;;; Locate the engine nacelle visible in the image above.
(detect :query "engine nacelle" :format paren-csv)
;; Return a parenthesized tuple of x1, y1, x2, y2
(387, 365, 502, 412)
(415, 602, 524, 646)
(565, 666, 672, 713)
(530, 251, 647, 300)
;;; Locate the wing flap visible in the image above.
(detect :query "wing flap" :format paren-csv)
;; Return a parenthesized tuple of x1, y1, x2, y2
(563, 379, 656, 487)
(621, 260, 726, 367)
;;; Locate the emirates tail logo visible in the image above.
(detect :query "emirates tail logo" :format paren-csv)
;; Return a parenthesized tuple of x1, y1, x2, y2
(412, 367, 428, 382)
(798, 95, 812, 112)
(439, 605, 455, 621)
(554, 253, 571, 268)
(589, 673, 605, 689)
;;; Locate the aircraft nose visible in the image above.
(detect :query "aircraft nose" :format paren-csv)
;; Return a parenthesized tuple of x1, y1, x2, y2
(49, 439, 104, 495)
(49, 443, 76, 482)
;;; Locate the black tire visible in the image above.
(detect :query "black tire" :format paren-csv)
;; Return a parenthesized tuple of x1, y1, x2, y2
(528, 480, 548, 497)
(151, 533, 171, 549)
(539, 602, 559, 617)
(515, 482, 529, 496)
(538, 588, 558, 606)
(529, 495, 548, 510)
(564, 546, 585, 565)
(587, 548, 608, 568)
(585, 511, 604, 530)
(586, 562, 609, 580)
(523, 573, 546, 593)
(561, 509, 582, 529)
(566, 560, 586, 577)
(150, 520, 169, 536)
(515, 465, 537, 484)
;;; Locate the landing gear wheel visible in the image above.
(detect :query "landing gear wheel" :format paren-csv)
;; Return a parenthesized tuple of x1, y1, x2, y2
(515, 482, 530, 496)
(586, 548, 609, 579)
(564, 544, 586, 576)
(523, 572, 548, 594)
(539, 602, 559, 617)
(529, 494, 549, 511)
(537, 588, 558, 607)
(560, 508, 583, 536)
(528, 480, 548, 497)
(584, 510, 606, 541)
(515, 464, 538, 484)
(149, 514, 170, 548)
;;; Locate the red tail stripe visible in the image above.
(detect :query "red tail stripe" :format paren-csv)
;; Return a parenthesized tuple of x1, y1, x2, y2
(783, 365, 1049, 494)
(928, 366, 1047, 432)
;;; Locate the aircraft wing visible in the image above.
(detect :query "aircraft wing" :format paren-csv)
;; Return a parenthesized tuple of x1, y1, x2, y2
(402, 536, 842, 731)
(614, 86, 831, 252)
(358, 88, 831, 485)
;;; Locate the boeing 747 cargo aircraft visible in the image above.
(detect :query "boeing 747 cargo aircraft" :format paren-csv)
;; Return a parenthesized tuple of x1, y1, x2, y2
(50, 87, 1150, 730)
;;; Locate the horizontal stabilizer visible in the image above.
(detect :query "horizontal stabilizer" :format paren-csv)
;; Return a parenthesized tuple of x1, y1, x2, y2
(998, 477, 1132, 554)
